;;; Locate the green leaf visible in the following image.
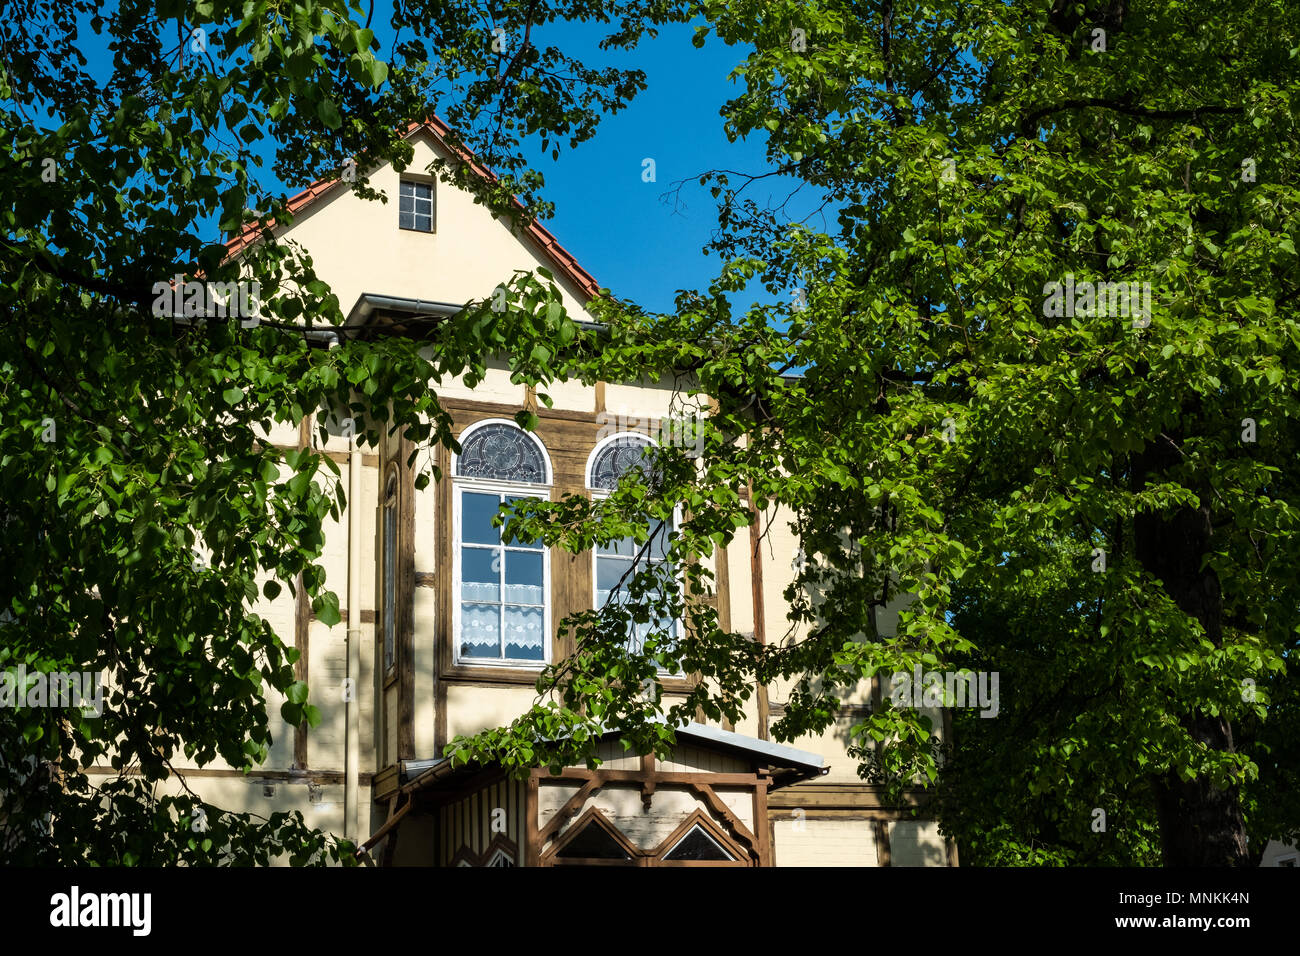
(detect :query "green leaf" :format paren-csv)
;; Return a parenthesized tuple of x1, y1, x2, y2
(317, 99, 342, 129)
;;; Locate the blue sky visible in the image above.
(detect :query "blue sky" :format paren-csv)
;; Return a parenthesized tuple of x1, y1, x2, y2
(518, 19, 779, 312)
(59, 7, 814, 315)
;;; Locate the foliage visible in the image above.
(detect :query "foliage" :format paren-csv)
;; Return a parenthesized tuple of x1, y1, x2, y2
(4, 0, 1298, 867)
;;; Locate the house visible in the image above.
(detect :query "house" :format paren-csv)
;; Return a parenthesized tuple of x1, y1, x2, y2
(128, 118, 954, 867)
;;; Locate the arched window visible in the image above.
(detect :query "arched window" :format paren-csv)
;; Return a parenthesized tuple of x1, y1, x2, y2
(587, 434, 655, 490)
(457, 422, 549, 483)
(585, 433, 679, 661)
(453, 421, 552, 666)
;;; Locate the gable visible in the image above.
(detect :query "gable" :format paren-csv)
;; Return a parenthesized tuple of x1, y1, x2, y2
(232, 125, 600, 323)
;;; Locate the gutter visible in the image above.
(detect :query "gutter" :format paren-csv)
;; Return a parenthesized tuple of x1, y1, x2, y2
(344, 292, 606, 333)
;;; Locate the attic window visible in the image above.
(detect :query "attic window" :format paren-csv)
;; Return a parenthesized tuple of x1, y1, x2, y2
(399, 180, 434, 232)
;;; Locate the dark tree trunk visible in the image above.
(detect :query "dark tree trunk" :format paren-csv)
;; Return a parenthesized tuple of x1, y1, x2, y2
(1132, 439, 1250, 866)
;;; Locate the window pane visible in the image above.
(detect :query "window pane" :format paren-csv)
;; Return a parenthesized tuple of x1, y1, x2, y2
(462, 492, 501, 544)
(504, 551, 543, 604)
(504, 606, 544, 660)
(597, 535, 638, 558)
(556, 821, 630, 860)
(589, 436, 654, 490)
(503, 496, 542, 548)
(383, 505, 396, 670)
(462, 547, 500, 603)
(663, 825, 735, 861)
(596, 556, 632, 607)
(460, 604, 500, 658)
(456, 424, 546, 483)
(399, 211, 415, 230)
(414, 212, 431, 232)
(399, 194, 413, 213)
(647, 522, 670, 560)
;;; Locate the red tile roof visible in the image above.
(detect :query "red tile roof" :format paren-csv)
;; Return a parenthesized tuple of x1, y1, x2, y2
(223, 116, 602, 302)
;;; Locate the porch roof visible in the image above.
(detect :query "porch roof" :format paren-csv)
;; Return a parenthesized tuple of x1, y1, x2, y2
(398, 721, 828, 796)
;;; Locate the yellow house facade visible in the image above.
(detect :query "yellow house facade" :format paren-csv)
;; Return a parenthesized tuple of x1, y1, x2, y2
(119, 119, 954, 867)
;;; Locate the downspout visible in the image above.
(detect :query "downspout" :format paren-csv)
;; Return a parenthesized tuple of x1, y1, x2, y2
(345, 415, 362, 843)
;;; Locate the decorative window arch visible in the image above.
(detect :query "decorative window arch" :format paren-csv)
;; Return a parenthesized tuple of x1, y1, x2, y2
(452, 420, 552, 666)
(586, 432, 656, 490)
(455, 419, 551, 485)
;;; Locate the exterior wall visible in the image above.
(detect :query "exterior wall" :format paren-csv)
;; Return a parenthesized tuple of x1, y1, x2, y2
(433, 776, 527, 867)
(270, 130, 596, 322)
(772, 818, 880, 867)
(888, 820, 950, 867)
(126, 127, 951, 866)
(1261, 840, 1299, 866)
(88, 411, 381, 856)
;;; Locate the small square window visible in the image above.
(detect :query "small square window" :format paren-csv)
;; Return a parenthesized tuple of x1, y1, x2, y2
(399, 180, 434, 232)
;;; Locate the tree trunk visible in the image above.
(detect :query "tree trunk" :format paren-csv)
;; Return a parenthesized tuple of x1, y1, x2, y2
(1132, 439, 1250, 866)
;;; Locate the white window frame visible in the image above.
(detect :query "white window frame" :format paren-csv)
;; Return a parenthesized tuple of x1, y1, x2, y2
(452, 420, 553, 668)
(585, 432, 684, 666)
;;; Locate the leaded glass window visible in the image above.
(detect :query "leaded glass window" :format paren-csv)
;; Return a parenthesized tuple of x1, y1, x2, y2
(587, 434, 678, 663)
(456, 423, 547, 484)
(588, 435, 655, 490)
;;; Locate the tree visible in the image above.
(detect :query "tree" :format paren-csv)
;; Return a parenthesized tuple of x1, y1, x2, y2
(0, 0, 672, 864)
(453, 0, 1300, 867)
(4, 0, 1297, 869)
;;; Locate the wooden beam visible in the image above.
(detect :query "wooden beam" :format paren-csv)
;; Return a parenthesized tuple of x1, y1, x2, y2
(293, 416, 311, 769)
(535, 777, 599, 846)
(874, 819, 892, 867)
(768, 783, 931, 810)
(360, 792, 412, 856)
(755, 771, 772, 867)
(84, 766, 374, 785)
(544, 769, 763, 787)
(380, 793, 405, 866)
(748, 503, 769, 740)
(640, 752, 655, 809)
(397, 431, 416, 760)
(525, 770, 541, 867)
(690, 782, 760, 859)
